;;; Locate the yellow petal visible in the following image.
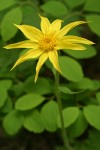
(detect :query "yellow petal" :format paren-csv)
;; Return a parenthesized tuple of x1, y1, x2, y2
(49, 19, 63, 34)
(11, 49, 43, 70)
(14, 24, 43, 42)
(4, 40, 38, 49)
(59, 36, 94, 45)
(56, 42, 86, 50)
(57, 21, 86, 38)
(48, 50, 62, 74)
(39, 15, 50, 34)
(35, 53, 48, 82)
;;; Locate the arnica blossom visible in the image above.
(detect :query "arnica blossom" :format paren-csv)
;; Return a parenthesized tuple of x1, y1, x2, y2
(4, 15, 94, 82)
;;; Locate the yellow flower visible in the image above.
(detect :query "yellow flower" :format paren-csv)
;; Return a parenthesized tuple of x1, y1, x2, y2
(4, 15, 94, 82)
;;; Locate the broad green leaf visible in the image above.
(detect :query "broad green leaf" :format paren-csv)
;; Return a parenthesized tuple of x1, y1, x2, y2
(0, 83, 7, 108)
(22, 5, 40, 28)
(0, 80, 12, 90)
(84, 105, 100, 130)
(0, 0, 16, 11)
(1, 97, 13, 113)
(59, 86, 84, 94)
(57, 107, 79, 128)
(68, 110, 88, 137)
(41, 101, 59, 132)
(66, 0, 85, 8)
(1, 7, 22, 41)
(24, 110, 44, 133)
(3, 110, 23, 135)
(84, 0, 100, 12)
(41, 1, 68, 17)
(64, 45, 96, 59)
(15, 94, 45, 110)
(59, 56, 83, 82)
(13, 82, 24, 96)
(96, 92, 100, 104)
(69, 77, 94, 90)
(85, 15, 100, 36)
(24, 77, 52, 95)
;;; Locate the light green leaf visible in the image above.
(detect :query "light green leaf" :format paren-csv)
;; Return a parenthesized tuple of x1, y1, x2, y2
(1, 7, 22, 41)
(66, 0, 85, 8)
(57, 107, 79, 128)
(3, 110, 23, 135)
(59, 56, 83, 82)
(84, 105, 100, 130)
(68, 110, 88, 137)
(0, 83, 7, 108)
(41, 1, 68, 17)
(41, 101, 59, 132)
(24, 110, 44, 133)
(85, 15, 100, 36)
(64, 45, 96, 59)
(15, 94, 45, 110)
(84, 0, 100, 12)
(59, 86, 84, 94)
(0, 0, 16, 11)
(24, 77, 52, 95)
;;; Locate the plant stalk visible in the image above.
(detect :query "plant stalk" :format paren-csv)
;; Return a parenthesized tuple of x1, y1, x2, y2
(55, 71, 73, 150)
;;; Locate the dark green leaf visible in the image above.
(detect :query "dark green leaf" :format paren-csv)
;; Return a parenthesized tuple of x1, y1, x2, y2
(66, 0, 85, 8)
(68, 110, 88, 137)
(41, 1, 68, 17)
(59, 86, 84, 94)
(0, 83, 7, 108)
(84, 0, 100, 12)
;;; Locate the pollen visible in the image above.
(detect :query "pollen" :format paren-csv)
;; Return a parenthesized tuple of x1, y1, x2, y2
(39, 36, 56, 51)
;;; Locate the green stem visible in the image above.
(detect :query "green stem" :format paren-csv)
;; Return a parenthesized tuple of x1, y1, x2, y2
(55, 71, 73, 150)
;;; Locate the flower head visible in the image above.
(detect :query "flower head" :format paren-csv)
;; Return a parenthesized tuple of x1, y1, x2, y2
(4, 15, 94, 82)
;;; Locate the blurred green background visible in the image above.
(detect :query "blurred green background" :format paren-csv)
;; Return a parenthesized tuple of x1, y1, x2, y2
(0, 0, 100, 150)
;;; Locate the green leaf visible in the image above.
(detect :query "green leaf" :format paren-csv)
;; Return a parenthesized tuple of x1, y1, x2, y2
(59, 56, 83, 82)
(0, 79, 12, 91)
(3, 110, 23, 135)
(64, 45, 96, 59)
(59, 86, 84, 94)
(41, 1, 68, 17)
(66, 0, 85, 8)
(0, 83, 7, 108)
(13, 82, 24, 96)
(15, 94, 45, 110)
(1, 97, 13, 113)
(41, 101, 59, 132)
(84, 105, 100, 130)
(24, 77, 52, 95)
(84, 0, 100, 12)
(68, 110, 88, 137)
(96, 92, 100, 104)
(85, 15, 100, 36)
(0, 0, 16, 11)
(1, 7, 22, 41)
(24, 110, 44, 133)
(57, 107, 79, 128)
(22, 5, 40, 28)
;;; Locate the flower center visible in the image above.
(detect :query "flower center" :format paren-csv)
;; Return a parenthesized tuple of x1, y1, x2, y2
(39, 36, 56, 51)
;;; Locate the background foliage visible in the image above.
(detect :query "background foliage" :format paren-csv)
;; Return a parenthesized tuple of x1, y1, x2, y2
(0, 0, 100, 150)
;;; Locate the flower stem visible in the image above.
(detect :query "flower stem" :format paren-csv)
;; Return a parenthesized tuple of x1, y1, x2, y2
(55, 71, 73, 150)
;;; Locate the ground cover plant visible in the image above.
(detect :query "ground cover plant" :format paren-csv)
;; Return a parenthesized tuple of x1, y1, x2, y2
(0, 0, 100, 150)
